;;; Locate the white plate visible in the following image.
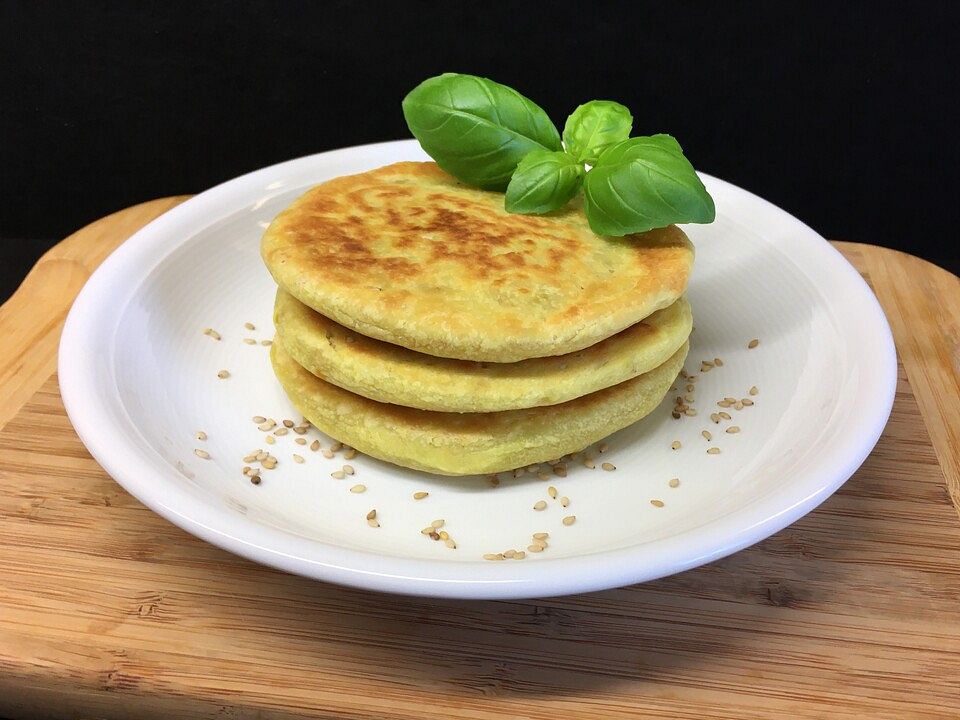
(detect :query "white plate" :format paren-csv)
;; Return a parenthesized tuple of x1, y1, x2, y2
(59, 139, 896, 599)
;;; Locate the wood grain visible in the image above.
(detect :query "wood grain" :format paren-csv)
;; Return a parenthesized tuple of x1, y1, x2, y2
(0, 200, 958, 719)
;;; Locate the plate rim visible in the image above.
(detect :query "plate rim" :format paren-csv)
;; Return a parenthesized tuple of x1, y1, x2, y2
(58, 139, 897, 599)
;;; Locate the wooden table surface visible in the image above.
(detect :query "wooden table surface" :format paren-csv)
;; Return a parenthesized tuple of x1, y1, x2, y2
(1, 198, 958, 719)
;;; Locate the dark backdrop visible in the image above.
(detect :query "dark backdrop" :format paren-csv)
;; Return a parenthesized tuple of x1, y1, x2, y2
(1, 1, 957, 303)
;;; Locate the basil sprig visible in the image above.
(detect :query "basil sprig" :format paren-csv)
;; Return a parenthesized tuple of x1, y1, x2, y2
(402, 74, 715, 235)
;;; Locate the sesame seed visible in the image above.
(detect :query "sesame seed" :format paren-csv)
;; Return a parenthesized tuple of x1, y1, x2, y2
(242, 453, 257, 463)
(413, 491, 429, 500)
(669, 478, 680, 488)
(194, 449, 210, 459)
(707, 447, 721, 454)
(710, 413, 721, 423)
(255, 451, 267, 461)
(257, 420, 276, 431)
(749, 386, 759, 396)
(527, 465, 540, 473)
(350, 484, 366, 493)
(283, 419, 294, 428)
(598, 442, 609, 453)
(719, 411, 732, 420)
(671, 441, 681, 450)
(431, 519, 445, 529)
(513, 468, 524, 478)
(342, 464, 355, 476)
(748, 338, 759, 349)
(195, 431, 207, 441)
(651, 499, 664, 507)
(244, 322, 256, 330)
(293, 454, 304, 464)
(421, 527, 434, 536)
(250, 476, 261, 485)
(489, 476, 500, 487)
(217, 369, 230, 379)
(672, 411, 682, 419)
(444, 539, 457, 549)
(533, 532, 549, 540)
(684, 392, 695, 403)
(366, 509, 377, 520)
(702, 430, 712, 441)
(714, 357, 724, 367)
(428, 532, 441, 540)
(726, 426, 741, 434)
(536, 471, 550, 481)
(734, 401, 744, 410)
(252, 416, 266, 424)
(503, 549, 516, 559)
(528, 544, 544, 553)
(700, 361, 714, 372)
(295, 437, 306, 445)
(367, 518, 380, 528)
(483, 553, 504, 561)
(582, 458, 596, 469)
(601, 462, 616, 471)
(292, 426, 307, 435)
(560, 496, 570, 507)
(331, 470, 345, 479)
(533, 500, 547, 511)
(741, 398, 754, 406)
(686, 384, 695, 393)
(273, 428, 288, 437)
(547, 486, 558, 499)
(562, 515, 576, 526)
(242, 338, 256, 345)
(685, 408, 697, 416)
(553, 464, 567, 477)
(718, 400, 733, 408)
(265, 435, 275, 445)
(202, 328, 222, 341)
(514, 551, 526, 559)
(310, 439, 321, 452)
(322, 449, 334, 459)
(261, 340, 273, 347)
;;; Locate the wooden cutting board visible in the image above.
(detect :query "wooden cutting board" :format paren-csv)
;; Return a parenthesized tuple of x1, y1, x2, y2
(1, 198, 958, 720)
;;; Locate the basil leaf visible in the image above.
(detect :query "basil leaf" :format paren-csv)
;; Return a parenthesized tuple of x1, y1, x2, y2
(562, 100, 633, 164)
(583, 134, 715, 236)
(402, 73, 561, 190)
(504, 150, 584, 215)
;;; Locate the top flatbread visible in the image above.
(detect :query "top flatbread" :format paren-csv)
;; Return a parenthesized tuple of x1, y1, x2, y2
(262, 162, 694, 362)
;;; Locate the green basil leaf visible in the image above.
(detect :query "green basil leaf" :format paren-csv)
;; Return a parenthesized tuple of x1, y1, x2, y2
(583, 134, 716, 236)
(504, 150, 584, 214)
(402, 73, 561, 190)
(562, 100, 633, 164)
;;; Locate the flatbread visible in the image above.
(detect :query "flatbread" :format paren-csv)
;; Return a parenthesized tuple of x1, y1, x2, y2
(275, 289, 692, 412)
(271, 341, 688, 476)
(262, 162, 694, 362)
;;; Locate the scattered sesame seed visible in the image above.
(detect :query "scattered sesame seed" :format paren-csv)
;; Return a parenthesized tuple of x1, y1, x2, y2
(503, 549, 516, 559)
(650, 499, 664, 508)
(244, 322, 255, 330)
(547, 486, 558, 499)
(262, 457, 278, 469)
(310, 439, 321, 452)
(195, 431, 207, 441)
(194, 449, 210, 459)
(484, 553, 504, 561)
(265, 435, 275, 445)
(714, 357, 724, 367)
(562, 515, 576, 526)
(293, 454, 304, 464)
(719, 411, 732, 420)
(367, 518, 380, 528)
(514, 551, 526, 559)
(242, 453, 257, 463)
(513, 468, 524, 478)
(700, 361, 714, 372)
(431, 519, 445, 529)
(598, 442, 609, 453)
(350, 484, 366, 493)
(295, 437, 307, 445)
(330, 441, 343, 452)
(710, 413, 721, 423)
(331, 470, 345, 479)
(671, 440, 681, 450)
(242, 338, 256, 345)
(707, 447, 721, 454)
(343, 464, 355, 475)
(749, 386, 759, 396)
(685, 408, 698, 416)
(553, 464, 567, 477)
(532, 532, 549, 540)
(413, 491, 429, 500)
(669, 478, 680, 488)
(489, 475, 501, 487)
(734, 401, 744, 410)
(444, 538, 457, 549)
(527, 465, 540, 473)
(366, 509, 377, 520)
(421, 527, 434, 536)
(672, 411, 682, 419)
(528, 544, 544, 553)
(252, 416, 266, 424)
(702, 430, 712, 441)
(684, 392, 695, 403)
(533, 500, 547, 511)
(203, 328, 222, 341)
(560, 496, 570, 507)
(536, 471, 550, 481)
(217, 369, 230, 379)
(250, 476, 261, 485)
(257, 421, 275, 431)
(261, 340, 273, 347)
(292, 426, 307, 435)
(283, 419, 294, 428)
(748, 338, 759, 349)
(601, 462, 616, 471)
(255, 451, 267, 462)
(582, 458, 596, 469)
(741, 398, 754, 406)
(726, 426, 741, 434)
(322, 449, 334, 459)
(273, 428, 288, 437)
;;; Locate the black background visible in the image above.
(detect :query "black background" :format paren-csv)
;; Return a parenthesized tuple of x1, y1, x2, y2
(1, 1, 957, 303)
